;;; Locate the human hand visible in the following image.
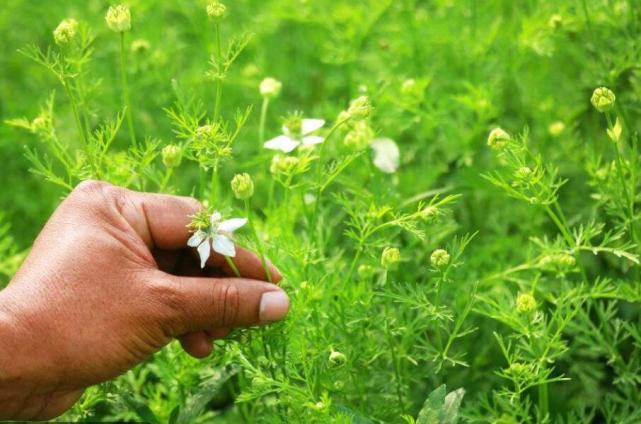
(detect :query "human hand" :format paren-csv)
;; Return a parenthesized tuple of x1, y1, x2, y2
(0, 180, 288, 420)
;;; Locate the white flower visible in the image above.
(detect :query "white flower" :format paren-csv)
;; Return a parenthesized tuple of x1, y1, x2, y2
(371, 138, 400, 174)
(264, 118, 325, 153)
(187, 211, 247, 268)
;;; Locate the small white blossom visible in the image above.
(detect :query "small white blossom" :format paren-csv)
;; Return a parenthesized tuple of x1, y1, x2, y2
(264, 118, 325, 153)
(187, 211, 247, 268)
(371, 138, 400, 174)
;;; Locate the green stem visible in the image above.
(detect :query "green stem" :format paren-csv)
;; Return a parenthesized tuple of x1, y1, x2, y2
(213, 23, 223, 123)
(245, 199, 273, 283)
(119, 32, 137, 147)
(382, 272, 405, 413)
(159, 168, 174, 192)
(209, 161, 219, 206)
(538, 382, 549, 421)
(62, 80, 87, 147)
(225, 256, 241, 277)
(259, 97, 270, 144)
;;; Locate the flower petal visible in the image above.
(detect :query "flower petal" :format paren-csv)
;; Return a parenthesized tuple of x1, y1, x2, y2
(371, 138, 400, 174)
(301, 135, 324, 146)
(197, 238, 211, 268)
(187, 230, 207, 248)
(302, 118, 325, 134)
(218, 217, 247, 234)
(264, 135, 300, 153)
(210, 211, 222, 227)
(212, 234, 236, 257)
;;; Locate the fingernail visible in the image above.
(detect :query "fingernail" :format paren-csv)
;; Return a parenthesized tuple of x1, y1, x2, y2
(259, 291, 290, 322)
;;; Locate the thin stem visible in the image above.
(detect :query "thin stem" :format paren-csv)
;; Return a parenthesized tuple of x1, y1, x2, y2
(244, 199, 273, 283)
(213, 23, 223, 123)
(382, 271, 405, 413)
(538, 383, 549, 421)
(209, 161, 219, 206)
(225, 256, 241, 277)
(62, 80, 87, 147)
(119, 32, 137, 147)
(259, 97, 270, 144)
(159, 168, 174, 192)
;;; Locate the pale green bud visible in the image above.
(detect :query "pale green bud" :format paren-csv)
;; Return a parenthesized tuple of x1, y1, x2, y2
(516, 293, 536, 313)
(487, 127, 510, 150)
(328, 350, 347, 366)
(548, 121, 565, 137)
(381, 247, 400, 268)
(131, 39, 150, 53)
(591, 87, 615, 113)
(260, 77, 282, 99)
(430, 249, 450, 269)
(105, 5, 131, 32)
(347, 96, 372, 121)
(270, 155, 299, 174)
(357, 264, 375, 280)
(53, 18, 79, 46)
(207, 1, 226, 21)
(231, 173, 254, 200)
(161, 145, 182, 168)
(343, 120, 374, 151)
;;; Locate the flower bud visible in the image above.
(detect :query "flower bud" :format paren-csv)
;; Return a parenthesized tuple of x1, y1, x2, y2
(270, 155, 299, 174)
(381, 247, 400, 268)
(548, 121, 565, 137)
(131, 39, 150, 54)
(161, 145, 182, 168)
(53, 19, 79, 46)
(329, 350, 347, 366)
(231, 173, 255, 200)
(260, 77, 282, 99)
(343, 121, 374, 151)
(420, 206, 439, 222)
(487, 127, 510, 151)
(590, 87, 615, 113)
(346, 96, 372, 121)
(516, 293, 536, 313)
(207, 1, 226, 22)
(430, 249, 450, 269)
(401, 79, 417, 96)
(357, 264, 375, 280)
(106, 5, 131, 33)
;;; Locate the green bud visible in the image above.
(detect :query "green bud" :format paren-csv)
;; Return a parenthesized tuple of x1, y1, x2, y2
(347, 96, 372, 121)
(161, 145, 182, 168)
(105, 5, 131, 33)
(430, 249, 450, 269)
(381, 247, 400, 269)
(516, 293, 536, 313)
(231, 173, 255, 200)
(487, 127, 510, 151)
(260, 77, 282, 99)
(329, 350, 347, 366)
(53, 18, 79, 46)
(207, 1, 226, 22)
(591, 87, 615, 113)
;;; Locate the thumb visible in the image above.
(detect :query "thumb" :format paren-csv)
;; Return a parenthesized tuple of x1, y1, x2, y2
(151, 272, 290, 335)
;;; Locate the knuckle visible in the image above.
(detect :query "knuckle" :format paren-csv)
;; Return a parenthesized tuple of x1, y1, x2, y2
(214, 283, 240, 327)
(146, 276, 185, 333)
(73, 180, 110, 197)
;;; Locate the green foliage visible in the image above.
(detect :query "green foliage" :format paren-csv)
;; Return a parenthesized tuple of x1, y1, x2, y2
(2, 0, 641, 422)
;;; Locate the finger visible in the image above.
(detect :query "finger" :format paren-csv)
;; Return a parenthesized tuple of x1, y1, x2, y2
(203, 246, 282, 283)
(154, 273, 290, 335)
(117, 189, 202, 249)
(179, 332, 213, 358)
(206, 327, 231, 339)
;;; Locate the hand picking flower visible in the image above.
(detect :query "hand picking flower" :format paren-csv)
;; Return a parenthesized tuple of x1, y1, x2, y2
(187, 210, 247, 268)
(264, 113, 325, 153)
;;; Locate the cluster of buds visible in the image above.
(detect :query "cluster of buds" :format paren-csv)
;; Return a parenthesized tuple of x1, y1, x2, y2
(430, 249, 450, 269)
(381, 247, 400, 269)
(539, 252, 576, 270)
(487, 127, 511, 151)
(346, 96, 372, 121)
(105, 5, 131, 33)
(207, 1, 226, 22)
(53, 18, 79, 46)
(516, 293, 536, 313)
(343, 121, 374, 151)
(259, 77, 282, 99)
(231, 173, 255, 200)
(270, 155, 300, 175)
(590, 87, 615, 113)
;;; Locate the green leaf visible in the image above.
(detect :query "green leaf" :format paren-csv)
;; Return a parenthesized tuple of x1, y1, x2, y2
(175, 365, 239, 424)
(416, 385, 465, 424)
(122, 396, 158, 424)
(417, 385, 446, 424)
(442, 388, 465, 424)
